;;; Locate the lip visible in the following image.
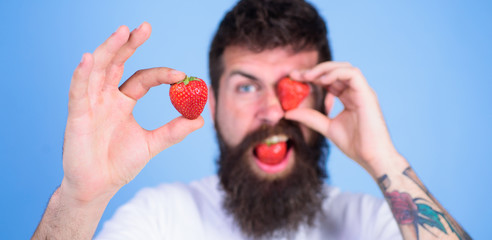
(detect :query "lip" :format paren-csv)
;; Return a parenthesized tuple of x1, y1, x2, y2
(253, 145, 293, 174)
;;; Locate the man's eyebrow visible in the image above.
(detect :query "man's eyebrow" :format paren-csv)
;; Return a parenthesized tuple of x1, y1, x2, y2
(227, 70, 259, 82)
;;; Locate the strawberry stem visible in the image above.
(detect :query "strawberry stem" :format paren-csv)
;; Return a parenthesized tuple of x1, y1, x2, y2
(181, 76, 199, 85)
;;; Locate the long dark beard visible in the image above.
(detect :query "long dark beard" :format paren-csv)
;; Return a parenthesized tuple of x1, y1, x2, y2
(216, 119, 329, 239)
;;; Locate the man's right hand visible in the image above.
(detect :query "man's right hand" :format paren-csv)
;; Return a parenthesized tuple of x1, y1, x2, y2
(33, 22, 204, 239)
(62, 21, 204, 204)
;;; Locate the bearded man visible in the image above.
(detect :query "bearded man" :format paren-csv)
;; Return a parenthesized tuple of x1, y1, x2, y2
(33, 0, 469, 239)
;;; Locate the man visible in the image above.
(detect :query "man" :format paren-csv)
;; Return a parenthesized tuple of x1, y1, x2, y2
(33, 0, 470, 239)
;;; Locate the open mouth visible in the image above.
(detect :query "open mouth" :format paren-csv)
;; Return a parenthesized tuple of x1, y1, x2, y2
(253, 134, 294, 174)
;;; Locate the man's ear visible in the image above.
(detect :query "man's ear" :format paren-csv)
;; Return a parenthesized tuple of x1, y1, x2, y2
(209, 87, 216, 122)
(325, 93, 335, 116)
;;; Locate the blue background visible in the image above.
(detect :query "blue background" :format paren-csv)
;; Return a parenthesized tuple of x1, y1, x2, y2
(1, 0, 490, 239)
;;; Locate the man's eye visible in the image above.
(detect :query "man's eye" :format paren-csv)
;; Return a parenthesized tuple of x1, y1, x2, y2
(237, 84, 258, 93)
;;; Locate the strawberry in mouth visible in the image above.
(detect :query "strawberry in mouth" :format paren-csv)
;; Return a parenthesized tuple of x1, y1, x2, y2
(253, 134, 293, 174)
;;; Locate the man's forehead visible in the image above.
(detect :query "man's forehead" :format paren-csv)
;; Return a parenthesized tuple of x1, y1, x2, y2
(221, 46, 319, 80)
(222, 46, 319, 65)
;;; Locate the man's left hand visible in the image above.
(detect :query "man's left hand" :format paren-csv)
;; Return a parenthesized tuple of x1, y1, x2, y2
(286, 61, 402, 175)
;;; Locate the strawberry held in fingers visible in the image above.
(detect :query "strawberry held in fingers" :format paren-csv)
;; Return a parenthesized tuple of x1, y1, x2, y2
(169, 76, 208, 120)
(276, 77, 310, 111)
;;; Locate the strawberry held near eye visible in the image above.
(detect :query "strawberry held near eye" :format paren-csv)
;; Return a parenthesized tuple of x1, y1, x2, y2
(169, 76, 208, 120)
(276, 77, 310, 111)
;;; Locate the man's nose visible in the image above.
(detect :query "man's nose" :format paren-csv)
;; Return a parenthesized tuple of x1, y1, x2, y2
(256, 88, 284, 125)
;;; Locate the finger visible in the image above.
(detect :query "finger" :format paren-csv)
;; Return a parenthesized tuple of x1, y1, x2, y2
(105, 22, 152, 87)
(320, 67, 369, 91)
(68, 53, 94, 116)
(69, 53, 93, 100)
(119, 67, 186, 101)
(284, 108, 331, 137)
(324, 92, 335, 116)
(92, 25, 131, 73)
(304, 62, 352, 80)
(290, 62, 351, 82)
(112, 22, 151, 66)
(326, 80, 348, 97)
(147, 116, 205, 158)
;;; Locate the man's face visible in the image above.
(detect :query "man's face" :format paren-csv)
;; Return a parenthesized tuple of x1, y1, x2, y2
(213, 46, 319, 178)
(212, 46, 328, 238)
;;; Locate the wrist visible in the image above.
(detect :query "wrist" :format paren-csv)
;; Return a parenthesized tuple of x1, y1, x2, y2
(33, 181, 115, 239)
(365, 151, 409, 180)
(59, 178, 117, 209)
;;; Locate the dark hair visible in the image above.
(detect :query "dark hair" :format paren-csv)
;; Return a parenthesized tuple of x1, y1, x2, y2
(209, 0, 332, 101)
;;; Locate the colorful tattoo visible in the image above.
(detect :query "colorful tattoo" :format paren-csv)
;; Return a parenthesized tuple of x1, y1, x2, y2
(377, 167, 471, 240)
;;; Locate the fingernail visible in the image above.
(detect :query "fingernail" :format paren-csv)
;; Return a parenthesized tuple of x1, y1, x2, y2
(294, 69, 309, 77)
(79, 54, 85, 66)
(136, 23, 143, 31)
(170, 69, 185, 76)
(111, 26, 123, 36)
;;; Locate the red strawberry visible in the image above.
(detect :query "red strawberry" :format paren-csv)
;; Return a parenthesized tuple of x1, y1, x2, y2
(169, 76, 208, 120)
(276, 77, 310, 111)
(255, 141, 287, 165)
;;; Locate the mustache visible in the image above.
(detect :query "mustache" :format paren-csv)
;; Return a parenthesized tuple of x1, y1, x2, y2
(216, 119, 309, 158)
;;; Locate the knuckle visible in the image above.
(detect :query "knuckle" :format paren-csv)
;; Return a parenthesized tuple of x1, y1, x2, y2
(371, 88, 378, 98)
(352, 67, 362, 75)
(131, 69, 147, 82)
(168, 133, 184, 145)
(68, 89, 78, 99)
(73, 65, 83, 76)
(166, 125, 187, 145)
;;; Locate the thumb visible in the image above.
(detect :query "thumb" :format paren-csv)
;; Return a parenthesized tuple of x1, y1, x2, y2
(284, 108, 331, 137)
(147, 116, 205, 158)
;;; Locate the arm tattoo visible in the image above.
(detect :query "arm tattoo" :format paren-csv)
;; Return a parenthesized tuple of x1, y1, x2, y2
(377, 174, 390, 192)
(378, 167, 471, 240)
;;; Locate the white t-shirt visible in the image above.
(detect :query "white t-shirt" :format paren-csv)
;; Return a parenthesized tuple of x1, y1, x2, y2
(96, 176, 401, 240)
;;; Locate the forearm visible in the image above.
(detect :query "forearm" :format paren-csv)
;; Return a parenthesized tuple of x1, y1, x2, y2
(32, 185, 113, 240)
(370, 155, 470, 240)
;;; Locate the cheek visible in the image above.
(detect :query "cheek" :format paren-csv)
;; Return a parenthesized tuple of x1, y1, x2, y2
(217, 98, 257, 147)
(298, 90, 317, 109)
(300, 125, 313, 142)
(298, 92, 318, 141)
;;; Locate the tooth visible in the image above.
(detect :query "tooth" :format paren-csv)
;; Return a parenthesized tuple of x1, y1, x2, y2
(265, 134, 288, 144)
